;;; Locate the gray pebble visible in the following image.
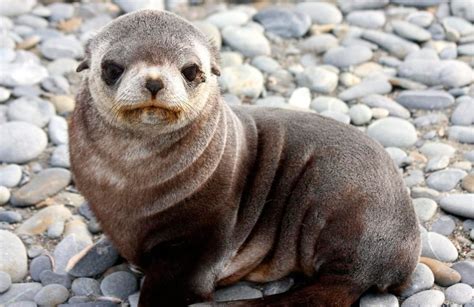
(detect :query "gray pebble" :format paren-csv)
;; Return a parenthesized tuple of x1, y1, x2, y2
(323, 46, 373, 68)
(426, 169, 467, 192)
(0, 187, 10, 205)
(50, 145, 71, 169)
(29, 255, 52, 281)
(39, 270, 72, 288)
(253, 7, 311, 38)
(48, 115, 68, 145)
(71, 278, 101, 297)
(7, 97, 55, 128)
(262, 277, 294, 296)
(0, 165, 22, 188)
(361, 95, 410, 119)
(40, 36, 84, 60)
(406, 11, 434, 28)
(421, 231, 458, 262)
(0, 121, 47, 164)
(349, 104, 372, 125)
(0, 283, 42, 305)
(53, 235, 91, 275)
(0, 230, 27, 282)
(296, 67, 338, 94)
(337, 0, 389, 13)
(299, 34, 338, 54)
(34, 284, 69, 306)
(367, 117, 417, 148)
(439, 194, 474, 219)
(452, 261, 474, 286)
(0, 271, 11, 293)
(386, 147, 408, 167)
(0, 211, 22, 224)
(339, 78, 392, 101)
(295, 2, 342, 25)
(401, 263, 434, 297)
(47, 221, 65, 238)
(445, 283, 473, 304)
(320, 110, 350, 124)
(449, 126, 474, 144)
(346, 10, 386, 29)
(431, 216, 456, 236)
(359, 292, 398, 307)
(250, 56, 280, 74)
(425, 155, 450, 172)
(419, 142, 455, 158)
(48, 3, 74, 21)
(392, 20, 431, 42)
(100, 271, 137, 300)
(206, 10, 249, 29)
(396, 90, 454, 110)
(362, 30, 419, 59)
(41, 75, 70, 95)
(401, 290, 445, 307)
(413, 198, 438, 222)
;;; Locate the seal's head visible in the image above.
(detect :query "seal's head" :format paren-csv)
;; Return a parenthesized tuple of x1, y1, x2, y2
(77, 10, 221, 133)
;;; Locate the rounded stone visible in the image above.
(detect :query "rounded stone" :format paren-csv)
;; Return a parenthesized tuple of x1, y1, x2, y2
(206, 10, 249, 29)
(0, 186, 10, 205)
(401, 263, 434, 297)
(7, 97, 55, 128)
(420, 257, 461, 287)
(0, 121, 48, 164)
(421, 231, 458, 262)
(439, 194, 474, 219)
(445, 283, 473, 304)
(396, 90, 455, 110)
(100, 271, 138, 300)
(48, 115, 68, 145)
(0, 165, 22, 188)
(29, 255, 52, 281)
(349, 104, 372, 126)
(419, 142, 456, 158)
(339, 78, 392, 101)
(295, 2, 342, 25)
(34, 284, 69, 306)
(71, 278, 101, 296)
(401, 290, 445, 307)
(0, 271, 11, 293)
(451, 261, 474, 286)
(367, 117, 417, 148)
(221, 26, 271, 57)
(431, 216, 456, 236)
(392, 20, 431, 42)
(413, 198, 437, 222)
(346, 10, 386, 29)
(299, 34, 338, 54)
(359, 292, 398, 307)
(0, 230, 27, 282)
(253, 7, 311, 38)
(296, 67, 338, 94)
(214, 283, 263, 302)
(426, 169, 467, 192)
(220, 64, 263, 99)
(288, 87, 311, 110)
(40, 36, 84, 60)
(323, 46, 373, 68)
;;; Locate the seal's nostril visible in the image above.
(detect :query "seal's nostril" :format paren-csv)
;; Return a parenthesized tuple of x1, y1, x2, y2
(145, 79, 164, 96)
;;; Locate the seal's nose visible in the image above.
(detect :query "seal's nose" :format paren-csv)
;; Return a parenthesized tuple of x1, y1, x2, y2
(145, 79, 164, 96)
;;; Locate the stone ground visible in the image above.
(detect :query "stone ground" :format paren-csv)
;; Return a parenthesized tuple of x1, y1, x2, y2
(0, 0, 473, 306)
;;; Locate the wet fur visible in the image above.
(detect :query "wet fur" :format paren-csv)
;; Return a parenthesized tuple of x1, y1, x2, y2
(70, 10, 420, 307)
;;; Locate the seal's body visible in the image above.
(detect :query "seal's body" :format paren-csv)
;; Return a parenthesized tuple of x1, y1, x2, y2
(70, 10, 420, 307)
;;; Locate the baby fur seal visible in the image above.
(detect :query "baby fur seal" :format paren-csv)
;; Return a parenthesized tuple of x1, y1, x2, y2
(70, 9, 420, 307)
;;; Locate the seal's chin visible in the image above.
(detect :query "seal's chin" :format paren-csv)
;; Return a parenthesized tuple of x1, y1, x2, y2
(118, 101, 182, 124)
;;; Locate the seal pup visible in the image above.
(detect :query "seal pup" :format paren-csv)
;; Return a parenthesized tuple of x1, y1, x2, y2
(70, 10, 420, 307)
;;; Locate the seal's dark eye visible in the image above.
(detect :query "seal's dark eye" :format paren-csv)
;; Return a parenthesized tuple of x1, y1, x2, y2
(102, 62, 124, 86)
(181, 64, 198, 82)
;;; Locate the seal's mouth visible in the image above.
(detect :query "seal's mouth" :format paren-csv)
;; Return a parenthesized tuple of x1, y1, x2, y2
(119, 101, 182, 123)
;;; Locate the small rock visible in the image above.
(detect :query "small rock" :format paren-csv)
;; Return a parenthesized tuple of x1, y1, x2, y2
(39, 270, 72, 288)
(339, 78, 392, 101)
(320, 110, 350, 124)
(299, 34, 338, 54)
(34, 284, 69, 306)
(0, 283, 42, 305)
(206, 10, 249, 29)
(47, 221, 65, 239)
(53, 235, 91, 275)
(420, 257, 461, 287)
(452, 96, 474, 126)
(362, 30, 419, 59)
(0, 271, 11, 293)
(0, 230, 27, 283)
(396, 90, 454, 110)
(0, 0, 36, 17)
(349, 104, 372, 125)
(359, 292, 398, 307)
(401, 290, 444, 307)
(29, 255, 52, 281)
(100, 271, 137, 300)
(17, 205, 72, 235)
(337, 0, 389, 13)
(262, 277, 294, 296)
(251, 56, 280, 74)
(425, 156, 450, 172)
(220, 64, 263, 99)
(310, 97, 348, 114)
(11, 168, 71, 207)
(40, 36, 84, 60)
(296, 67, 338, 94)
(421, 232, 458, 262)
(347, 10, 386, 29)
(451, 261, 474, 286)
(288, 87, 311, 109)
(426, 169, 467, 192)
(323, 46, 373, 68)
(431, 216, 456, 236)
(295, 2, 342, 25)
(413, 198, 437, 222)
(214, 283, 263, 302)
(7, 97, 55, 128)
(386, 147, 408, 167)
(367, 117, 417, 148)
(445, 283, 473, 304)
(64, 216, 92, 245)
(0, 121, 48, 164)
(0, 186, 10, 205)
(462, 174, 474, 192)
(114, 0, 163, 13)
(221, 26, 271, 57)
(361, 95, 410, 119)
(71, 278, 101, 297)
(0, 211, 21, 224)
(439, 194, 474, 219)
(451, 0, 474, 22)
(401, 263, 434, 297)
(392, 20, 431, 42)
(448, 126, 474, 144)
(253, 7, 311, 38)
(406, 11, 434, 28)
(0, 165, 22, 188)
(404, 170, 425, 187)
(419, 142, 455, 158)
(49, 95, 75, 114)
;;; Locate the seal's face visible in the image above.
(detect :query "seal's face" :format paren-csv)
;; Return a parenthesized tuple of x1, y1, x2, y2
(77, 10, 221, 133)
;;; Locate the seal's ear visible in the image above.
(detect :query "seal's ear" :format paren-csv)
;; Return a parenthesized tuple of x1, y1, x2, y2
(76, 40, 91, 73)
(211, 63, 221, 77)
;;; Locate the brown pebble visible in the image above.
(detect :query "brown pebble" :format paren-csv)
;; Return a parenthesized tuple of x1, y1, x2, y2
(461, 174, 474, 192)
(16, 35, 40, 50)
(419, 257, 461, 287)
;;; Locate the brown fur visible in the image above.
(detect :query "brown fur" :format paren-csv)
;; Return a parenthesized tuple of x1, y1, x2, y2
(69, 10, 420, 307)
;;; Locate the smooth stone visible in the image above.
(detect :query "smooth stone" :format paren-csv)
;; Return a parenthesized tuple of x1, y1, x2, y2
(420, 257, 461, 287)
(34, 284, 69, 306)
(255, 96, 286, 108)
(362, 30, 419, 59)
(11, 168, 71, 207)
(347, 10, 386, 29)
(451, 0, 474, 22)
(392, 20, 431, 42)
(221, 26, 271, 57)
(452, 81, 473, 107)
(296, 2, 342, 25)
(367, 117, 417, 148)
(339, 78, 392, 101)
(406, 11, 434, 28)
(17, 205, 72, 235)
(349, 104, 372, 125)
(7, 97, 55, 128)
(253, 7, 311, 38)
(29, 255, 52, 281)
(40, 36, 84, 60)
(421, 232, 458, 262)
(220, 64, 263, 99)
(0, 211, 22, 224)
(49, 95, 75, 114)
(323, 46, 373, 68)
(299, 34, 338, 54)
(67, 237, 119, 277)
(114, 0, 163, 12)
(71, 278, 101, 297)
(262, 277, 294, 296)
(396, 90, 454, 110)
(442, 16, 474, 37)
(47, 220, 65, 239)
(458, 43, 474, 56)
(251, 56, 280, 74)
(16, 15, 47, 29)
(401, 263, 434, 297)
(53, 235, 91, 275)
(0, 283, 42, 305)
(337, 0, 389, 13)
(359, 292, 398, 307)
(214, 283, 263, 302)
(439, 194, 474, 219)
(361, 95, 410, 119)
(413, 198, 437, 222)
(64, 217, 92, 245)
(296, 66, 338, 94)
(0, 165, 22, 188)
(462, 174, 474, 192)
(451, 261, 474, 286)
(425, 155, 450, 172)
(431, 216, 456, 236)
(386, 147, 408, 167)
(206, 11, 249, 29)
(288, 87, 311, 109)
(426, 169, 467, 192)
(0, 58, 48, 87)
(449, 126, 474, 144)
(0, 0, 36, 17)
(50, 145, 70, 169)
(0, 121, 47, 164)
(41, 75, 70, 95)
(39, 270, 72, 288)
(48, 116, 68, 145)
(391, 0, 442, 6)
(0, 231, 27, 282)
(398, 59, 473, 88)
(419, 142, 455, 158)
(0, 271, 11, 293)
(48, 3, 74, 21)
(310, 97, 348, 114)
(0, 186, 10, 205)
(320, 110, 350, 124)
(414, 113, 448, 128)
(411, 187, 440, 200)
(401, 290, 445, 307)
(445, 283, 473, 304)
(100, 271, 137, 300)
